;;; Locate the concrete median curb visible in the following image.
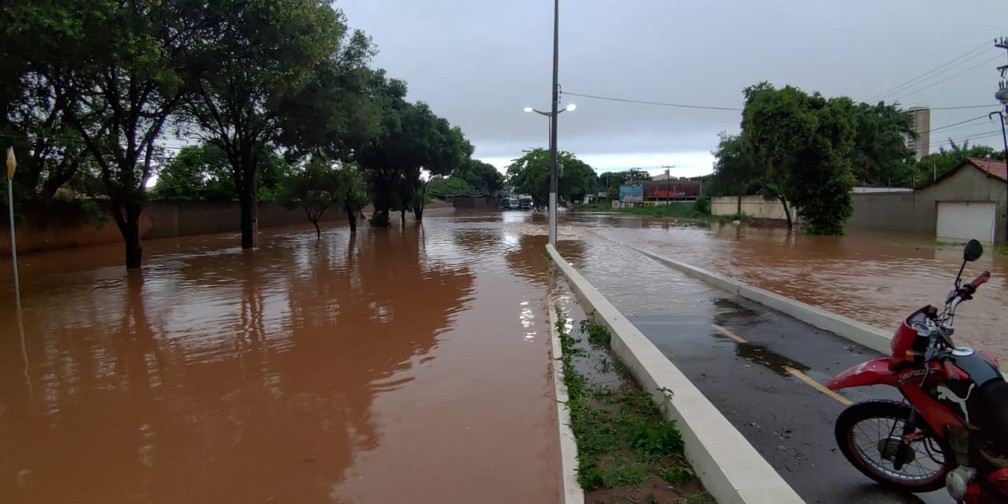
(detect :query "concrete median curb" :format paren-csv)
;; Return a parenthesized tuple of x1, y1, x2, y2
(549, 296, 586, 504)
(547, 245, 805, 504)
(626, 246, 894, 355)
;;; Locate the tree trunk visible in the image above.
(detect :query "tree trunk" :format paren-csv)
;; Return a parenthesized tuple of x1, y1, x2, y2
(238, 170, 258, 249)
(413, 203, 424, 222)
(313, 220, 320, 239)
(777, 195, 793, 229)
(736, 194, 742, 216)
(400, 208, 406, 227)
(345, 204, 357, 233)
(111, 201, 144, 270)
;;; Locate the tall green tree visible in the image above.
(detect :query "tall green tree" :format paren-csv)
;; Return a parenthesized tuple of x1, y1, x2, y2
(708, 132, 754, 213)
(185, 0, 348, 249)
(505, 149, 596, 207)
(851, 102, 916, 187)
(355, 91, 472, 226)
(6, 0, 198, 268)
(740, 82, 856, 234)
(456, 159, 504, 196)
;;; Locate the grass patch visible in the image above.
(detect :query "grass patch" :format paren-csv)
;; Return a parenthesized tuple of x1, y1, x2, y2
(557, 315, 711, 502)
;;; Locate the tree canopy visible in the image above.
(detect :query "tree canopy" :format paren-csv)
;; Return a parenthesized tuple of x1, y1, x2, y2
(2, 0, 484, 268)
(505, 149, 597, 207)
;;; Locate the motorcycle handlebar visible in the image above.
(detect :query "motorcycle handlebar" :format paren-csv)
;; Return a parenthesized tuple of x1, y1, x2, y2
(969, 271, 991, 290)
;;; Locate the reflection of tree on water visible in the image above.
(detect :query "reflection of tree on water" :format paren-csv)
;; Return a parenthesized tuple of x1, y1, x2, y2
(0, 224, 474, 502)
(504, 234, 586, 285)
(282, 224, 475, 489)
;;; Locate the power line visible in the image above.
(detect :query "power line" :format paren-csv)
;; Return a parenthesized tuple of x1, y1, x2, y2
(927, 114, 991, 134)
(928, 130, 1002, 150)
(930, 104, 1002, 111)
(894, 54, 1003, 101)
(868, 40, 994, 101)
(563, 91, 742, 111)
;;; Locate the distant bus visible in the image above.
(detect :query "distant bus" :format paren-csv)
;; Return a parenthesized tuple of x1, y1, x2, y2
(518, 195, 533, 210)
(502, 197, 519, 210)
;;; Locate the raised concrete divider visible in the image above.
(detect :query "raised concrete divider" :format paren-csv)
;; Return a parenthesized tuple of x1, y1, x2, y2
(624, 245, 895, 355)
(549, 298, 585, 504)
(547, 245, 805, 504)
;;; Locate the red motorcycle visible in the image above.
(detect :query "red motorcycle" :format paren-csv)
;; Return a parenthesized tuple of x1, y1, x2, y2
(828, 239, 1008, 503)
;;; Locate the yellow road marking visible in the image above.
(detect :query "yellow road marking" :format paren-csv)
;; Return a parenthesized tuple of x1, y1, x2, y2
(785, 366, 853, 405)
(712, 324, 748, 344)
(712, 324, 851, 405)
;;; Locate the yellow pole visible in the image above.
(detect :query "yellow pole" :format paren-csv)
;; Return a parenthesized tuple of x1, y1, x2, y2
(6, 147, 20, 309)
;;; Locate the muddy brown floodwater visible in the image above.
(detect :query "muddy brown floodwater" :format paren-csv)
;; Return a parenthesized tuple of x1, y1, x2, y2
(570, 214, 1008, 364)
(0, 211, 580, 503)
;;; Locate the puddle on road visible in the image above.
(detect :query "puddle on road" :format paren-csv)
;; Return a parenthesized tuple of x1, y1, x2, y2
(712, 331, 812, 377)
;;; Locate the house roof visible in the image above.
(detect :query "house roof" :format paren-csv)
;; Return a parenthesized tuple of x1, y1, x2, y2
(918, 157, 1007, 189)
(968, 157, 1007, 182)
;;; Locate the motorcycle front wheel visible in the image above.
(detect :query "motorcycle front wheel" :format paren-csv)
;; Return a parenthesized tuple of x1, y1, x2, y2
(835, 400, 952, 492)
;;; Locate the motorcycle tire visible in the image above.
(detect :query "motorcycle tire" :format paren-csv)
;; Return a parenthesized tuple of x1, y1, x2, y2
(835, 400, 952, 493)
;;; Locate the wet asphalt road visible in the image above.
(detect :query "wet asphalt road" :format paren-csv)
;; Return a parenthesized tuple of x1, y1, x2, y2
(569, 237, 952, 504)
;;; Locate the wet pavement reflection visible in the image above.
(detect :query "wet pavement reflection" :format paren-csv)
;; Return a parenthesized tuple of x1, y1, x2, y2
(0, 214, 560, 503)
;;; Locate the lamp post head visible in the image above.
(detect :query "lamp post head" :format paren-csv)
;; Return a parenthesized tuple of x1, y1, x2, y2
(997, 87, 1008, 106)
(523, 107, 534, 113)
(565, 103, 576, 112)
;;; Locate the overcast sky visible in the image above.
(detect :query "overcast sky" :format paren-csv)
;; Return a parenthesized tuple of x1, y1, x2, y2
(337, 0, 1008, 178)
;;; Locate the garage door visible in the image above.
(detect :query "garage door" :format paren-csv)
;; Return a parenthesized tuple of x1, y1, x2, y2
(936, 201, 996, 243)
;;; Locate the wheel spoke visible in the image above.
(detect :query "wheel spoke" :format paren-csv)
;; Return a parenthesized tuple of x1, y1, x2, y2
(848, 414, 944, 484)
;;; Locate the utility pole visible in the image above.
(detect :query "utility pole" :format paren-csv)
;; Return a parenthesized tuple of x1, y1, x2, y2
(995, 37, 1008, 242)
(662, 166, 671, 206)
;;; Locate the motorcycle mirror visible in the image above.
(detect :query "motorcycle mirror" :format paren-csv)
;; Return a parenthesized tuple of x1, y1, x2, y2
(964, 239, 984, 262)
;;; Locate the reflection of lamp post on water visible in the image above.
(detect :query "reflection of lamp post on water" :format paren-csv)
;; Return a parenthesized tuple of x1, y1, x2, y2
(6, 147, 19, 309)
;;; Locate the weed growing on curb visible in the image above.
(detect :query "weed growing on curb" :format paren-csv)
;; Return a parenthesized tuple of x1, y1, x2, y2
(557, 313, 709, 502)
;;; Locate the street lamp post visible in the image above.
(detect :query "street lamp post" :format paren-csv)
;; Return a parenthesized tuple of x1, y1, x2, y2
(524, 100, 575, 247)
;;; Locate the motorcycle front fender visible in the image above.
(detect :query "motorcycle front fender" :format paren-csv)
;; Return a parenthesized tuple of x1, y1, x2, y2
(827, 358, 899, 390)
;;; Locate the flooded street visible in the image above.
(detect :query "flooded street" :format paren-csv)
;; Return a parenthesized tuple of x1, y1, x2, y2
(3, 208, 1008, 503)
(0, 212, 563, 503)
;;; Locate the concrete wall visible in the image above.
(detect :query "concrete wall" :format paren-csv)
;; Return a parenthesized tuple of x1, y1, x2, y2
(711, 195, 797, 221)
(451, 196, 502, 210)
(846, 168, 1008, 241)
(846, 192, 929, 235)
(918, 167, 1007, 242)
(1, 200, 345, 255)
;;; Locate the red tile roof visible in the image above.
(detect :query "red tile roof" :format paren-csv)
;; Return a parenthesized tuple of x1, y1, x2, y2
(968, 157, 1007, 182)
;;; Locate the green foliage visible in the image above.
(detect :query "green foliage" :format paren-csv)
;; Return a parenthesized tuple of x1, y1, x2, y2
(693, 195, 711, 215)
(707, 133, 755, 198)
(851, 102, 917, 187)
(152, 143, 234, 201)
(505, 148, 598, 207)
(455, 159, 504, 196)
(914, 139, 1002, 187)
(354, 76, 473, 223)
(740, 82, 855, 234)
(426, 176, 481, 198)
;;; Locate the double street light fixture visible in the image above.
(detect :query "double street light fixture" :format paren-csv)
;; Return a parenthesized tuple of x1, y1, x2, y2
(523, 101, 574, 247)
(523, 0, 570, 247)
